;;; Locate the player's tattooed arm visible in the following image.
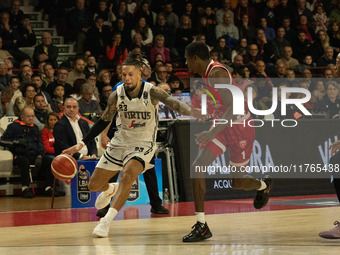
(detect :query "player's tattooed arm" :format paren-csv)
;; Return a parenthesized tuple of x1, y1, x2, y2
(150, 86, 191, 115)
(101, 91, 118, 121)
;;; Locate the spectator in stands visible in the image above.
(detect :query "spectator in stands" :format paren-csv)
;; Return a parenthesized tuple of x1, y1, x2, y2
(16, 15, 36, 47)
(213, 37, 232, 66)
(262, 0, 276, 29)
(93, 0, 116, 27)
(135, 1, 155, 28)
(9, 76, 21, 102)
(33, 93, 52, 131)
(277, 46, 299, 69)
(149, 65, 168, 85)
(152, 13, 175, 48)
(114, 0, 133, 30)
(67, 58, 85, 86)
(67, 0, 93, 54)
(254, 74, 272, 108)
(78, 83, 102, 121)
(54, 96, 97, 160)
(243, 44, 263, 68)
(99, 84, 113, 110)
(87, 16, 111, 59)
(216, 0, 234, 25)
(254, 28, 275, 64)
(323, 68, 334, 78)
(42, 63, 55, 86)
(21, 83, 37, 108)
(168, 75, 184, 93)
(50, 84, 65, 113)
(282, 16, 298, 44)
(329, 0, 340, 24)
(196, 15, 216, 47)
(47, 68, 72, 97)
(97, 69, 112, 93)
(128, 32, 149, 60)
(160, 2, 179, 31)
(297, 14, 315, 43)
(37, 62, 46, 80)
(114, 17, 131, 48)
(233, 0, 257, 27)
(314, 80, 326, 97)
(131, 17, 153, 47)
(4, 58, 13, 75)
(286, 69, 296, 85)
(0, 86, 13, 117)
(302, 68, 313, 87)
(292, 30, 314, 63)
(84, 55, 98, 77)
(0, 36, 12, 61)
(106, 32, 128, 71)
(0, 62, 10, 90)
(32, 73, 51, 104)
(0, 11, 28, 64)
(318, 46, 336, 67)
(271, 27, 290, 61)
(314, 30, 331, 59)
(260, 17, 275, 41)
(20, 65, 32, 85)
(231, 38, 247, 60)
(0, 106, 61, 198)
(296, 0, 313, 22)
(41, 112, 59, 157)
(215, 12, 239, 41)
(237, 15, 256, 44)
(272, 60, 287, 78)
(275, 0, 298, 28)
(313, 3, 328, 33)
(314, 81, 340, 119)
(33, 32, 58, 68)
(150, 34, 170, 66)
(254, 60, 271, 79)
(328, 21, 340, 55)
(86, 73, 99, 100)
(175, 15, 196, 59)
(8, 0, 23, 30)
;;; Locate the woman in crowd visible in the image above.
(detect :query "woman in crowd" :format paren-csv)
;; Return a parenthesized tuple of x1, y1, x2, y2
(130, 17, 153, 46)
(149, 34, 170, 66)
(41, 112, 59, 157)
(213, 37, 232, 65)
(231, 38, 248, 60)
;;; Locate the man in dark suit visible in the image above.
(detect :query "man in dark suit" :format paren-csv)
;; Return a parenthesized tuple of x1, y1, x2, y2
(33, 32, 58, 68)
(53, 96, 97, 160)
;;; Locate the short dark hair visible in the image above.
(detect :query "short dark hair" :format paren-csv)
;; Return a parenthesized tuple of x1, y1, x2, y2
(33, 93, 45, 102)
(185, 42, 210, 61)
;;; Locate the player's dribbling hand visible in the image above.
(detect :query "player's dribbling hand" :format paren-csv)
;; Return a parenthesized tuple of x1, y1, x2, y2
(195, 130, 216, 145)
(329, 140, 340, 155)
(62, 143, 84, 156)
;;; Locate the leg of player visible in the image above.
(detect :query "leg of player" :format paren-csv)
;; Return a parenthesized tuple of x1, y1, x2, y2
(183, 148, 216, 242)
(88, 168, 120, 210)
(92, 159, 144, 238)
(231, 173, 273, 209)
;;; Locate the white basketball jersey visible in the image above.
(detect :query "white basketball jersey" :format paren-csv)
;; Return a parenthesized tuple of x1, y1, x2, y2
(113, 82, 159, 145)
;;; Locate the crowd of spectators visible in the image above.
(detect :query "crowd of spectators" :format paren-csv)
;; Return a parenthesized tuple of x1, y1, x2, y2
(1, 0, 340, 197)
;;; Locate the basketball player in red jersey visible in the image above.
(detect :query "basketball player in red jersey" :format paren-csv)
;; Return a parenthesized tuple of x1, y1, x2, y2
(183, 42, 273, 242)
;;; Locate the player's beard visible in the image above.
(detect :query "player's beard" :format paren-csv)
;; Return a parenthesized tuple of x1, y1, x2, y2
(125, 83, 137, 92)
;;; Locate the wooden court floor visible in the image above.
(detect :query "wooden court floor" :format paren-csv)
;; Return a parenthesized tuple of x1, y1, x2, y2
(0, 195, 340, 255)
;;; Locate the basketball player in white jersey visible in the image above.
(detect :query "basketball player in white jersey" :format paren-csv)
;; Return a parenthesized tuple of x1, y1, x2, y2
(63, 52, 194, 238)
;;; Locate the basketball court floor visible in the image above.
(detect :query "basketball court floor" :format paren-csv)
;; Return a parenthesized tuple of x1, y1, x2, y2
(0, 194, 340, 255)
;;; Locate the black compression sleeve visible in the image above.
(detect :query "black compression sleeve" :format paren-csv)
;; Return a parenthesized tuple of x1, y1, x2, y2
(82, 118, 111, 144)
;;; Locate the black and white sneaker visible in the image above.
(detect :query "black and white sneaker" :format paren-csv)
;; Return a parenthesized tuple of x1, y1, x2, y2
(253, 175, 273, 209)
(182, 222, 212, 242)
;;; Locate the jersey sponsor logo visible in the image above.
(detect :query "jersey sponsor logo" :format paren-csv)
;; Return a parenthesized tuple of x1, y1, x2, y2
(124, 111, 151, 120)
(128, 120, 147, 128)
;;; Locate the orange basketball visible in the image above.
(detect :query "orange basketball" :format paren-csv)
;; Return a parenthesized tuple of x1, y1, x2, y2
(51, 154, 78, 181)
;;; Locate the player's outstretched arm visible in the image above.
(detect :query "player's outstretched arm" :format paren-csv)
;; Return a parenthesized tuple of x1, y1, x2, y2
(150, 86, 191, 116)
(62, 92, 118, 156)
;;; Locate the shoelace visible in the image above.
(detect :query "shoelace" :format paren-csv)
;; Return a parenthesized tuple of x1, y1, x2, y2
(334, 221, 340, 226)
(192, 222, 204, 230)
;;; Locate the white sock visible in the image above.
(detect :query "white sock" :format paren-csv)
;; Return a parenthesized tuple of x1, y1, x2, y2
(196, 212, 206, 224)
(104, 208, 118, 222)
(257, 181, 267, 191)
(104, 183, 119, 196)
(22, 186, 28, 191)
